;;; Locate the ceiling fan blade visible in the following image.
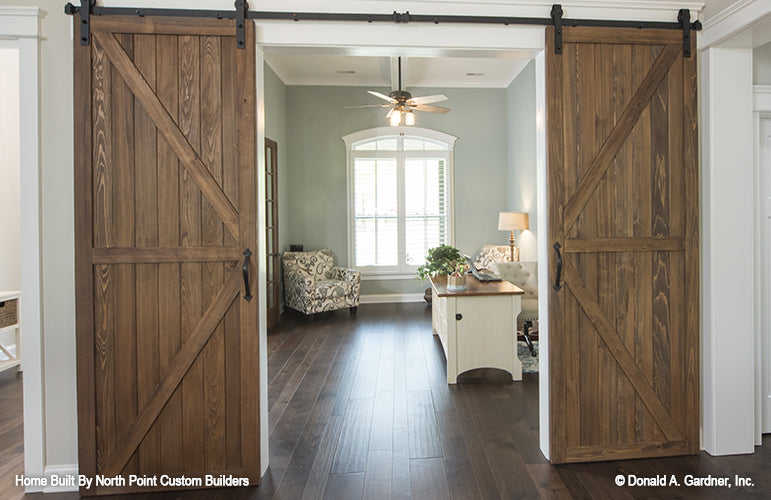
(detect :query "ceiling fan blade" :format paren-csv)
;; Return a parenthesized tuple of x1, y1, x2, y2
(367, 90, 397, 103)
(343, 104, 391, 109)
(413, 104, 451, 114)
(409, 94, 449, 105)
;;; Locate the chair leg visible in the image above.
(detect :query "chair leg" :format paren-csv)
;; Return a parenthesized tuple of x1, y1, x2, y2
(349, 306, 358, 316)
(523, 320, 537, 357)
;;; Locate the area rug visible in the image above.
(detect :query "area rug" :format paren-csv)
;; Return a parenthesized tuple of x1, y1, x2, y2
(518, 341, 539, 373)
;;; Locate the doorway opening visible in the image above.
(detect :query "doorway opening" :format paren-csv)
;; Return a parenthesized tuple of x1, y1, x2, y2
(0, 43, 24, 495)
(258, 41, 547, 494)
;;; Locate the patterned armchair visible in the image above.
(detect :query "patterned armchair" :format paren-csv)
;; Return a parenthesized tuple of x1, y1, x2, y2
(472, 244, 518, 270)
(282, 249, 361, 315)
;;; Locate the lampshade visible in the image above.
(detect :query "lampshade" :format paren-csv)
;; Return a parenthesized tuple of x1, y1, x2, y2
(498, 212, 529, 231)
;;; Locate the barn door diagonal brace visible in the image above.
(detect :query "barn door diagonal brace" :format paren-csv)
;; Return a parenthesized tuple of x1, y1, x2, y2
(65, 0, 95, 46)
(235, 0, 249, 49)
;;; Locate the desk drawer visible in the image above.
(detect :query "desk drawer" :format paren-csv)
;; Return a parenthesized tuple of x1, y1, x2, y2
(0, 299, 18, 328)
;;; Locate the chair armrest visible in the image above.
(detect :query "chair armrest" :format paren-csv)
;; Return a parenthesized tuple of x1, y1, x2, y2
(284, 271, 314, 295)
(333, 267, 361, 286)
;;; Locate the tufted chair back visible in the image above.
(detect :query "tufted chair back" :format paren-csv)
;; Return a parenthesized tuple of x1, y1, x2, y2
(489, 261, 538, 313)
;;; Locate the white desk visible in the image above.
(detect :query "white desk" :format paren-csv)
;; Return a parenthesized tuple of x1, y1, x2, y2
(430, 276, 523, 384)
(0, 291, 21, 373)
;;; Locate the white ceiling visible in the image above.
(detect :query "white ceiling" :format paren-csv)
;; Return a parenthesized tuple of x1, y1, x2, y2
(263, 49, 532, 88)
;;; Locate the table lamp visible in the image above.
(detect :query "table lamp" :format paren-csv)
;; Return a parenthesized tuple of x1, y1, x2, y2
(498, 212, 529, 261)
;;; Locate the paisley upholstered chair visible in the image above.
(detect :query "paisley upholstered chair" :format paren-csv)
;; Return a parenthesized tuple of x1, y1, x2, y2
(489, 261, 538, 357)
(472, 244, 518, 271)
(282, 249, 360, 315)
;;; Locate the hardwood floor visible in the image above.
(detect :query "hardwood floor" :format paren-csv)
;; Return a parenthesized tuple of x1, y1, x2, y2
(4, 303, 771, 499)
(0, 369, 24, 500)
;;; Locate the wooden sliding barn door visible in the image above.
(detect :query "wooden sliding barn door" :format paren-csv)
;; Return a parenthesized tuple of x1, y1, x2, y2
(546, 27, 698, 463)
(74, 17, 259, 494)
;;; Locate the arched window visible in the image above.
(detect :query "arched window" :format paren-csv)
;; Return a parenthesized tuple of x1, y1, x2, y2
(343, 127, 457, 276)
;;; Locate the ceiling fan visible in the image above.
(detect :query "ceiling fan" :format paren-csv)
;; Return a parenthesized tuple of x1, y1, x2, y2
(344, 57, 450, 126)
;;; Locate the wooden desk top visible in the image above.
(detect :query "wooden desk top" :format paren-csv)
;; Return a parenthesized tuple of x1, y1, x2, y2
(430, 275, 524, 298)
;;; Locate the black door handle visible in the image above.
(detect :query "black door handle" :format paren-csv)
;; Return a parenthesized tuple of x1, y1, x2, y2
(456, 313, 462, 321)
(553, 242, 562, 291)
(243, 248, 253, 302)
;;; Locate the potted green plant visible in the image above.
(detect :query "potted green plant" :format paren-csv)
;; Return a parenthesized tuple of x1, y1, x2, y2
(417, 245, 463, 302)
(447, 261, 469, 291)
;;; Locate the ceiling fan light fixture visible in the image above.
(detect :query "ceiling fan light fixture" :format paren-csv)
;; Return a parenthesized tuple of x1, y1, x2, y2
(388, 109, 402, 126)
(404, 110, 415, 126)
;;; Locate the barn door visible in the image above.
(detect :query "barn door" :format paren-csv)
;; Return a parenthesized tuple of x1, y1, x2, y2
(73, 17, 259, 494)
(546, 27, 698, 463)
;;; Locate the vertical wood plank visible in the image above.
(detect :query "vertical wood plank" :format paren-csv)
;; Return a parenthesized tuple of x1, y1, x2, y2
(89, 34, 115, 474)
(613, 43, 637, 445)
(567, 45, 585, 455)
(132, 33, 161, 474)
(595, 42, 616, 446)
(667, 49, 685, 438)
(562, 42, 581, 450)
(576, 41, 599, 447)
(682, 36, 700, 453)
(155, 33, 183, 473)
(200, 34, 227, 471)
(111, 33, 139, 475)
(650, 45, 671, 443)
(220, 36, 242, 470)
(237, 22, 261, 481)
(178, 33, 206, 474)
(633, 44, 655, 444)
(75, 19, 98, 487)
(546, 26, 568, 462)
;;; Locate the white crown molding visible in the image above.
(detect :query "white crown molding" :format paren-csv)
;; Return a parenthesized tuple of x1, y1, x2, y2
(755, 85, 771, 112)
(703, 0, 756, 27)
(699, 0, 771, 50)
(0, 7, 40, 38)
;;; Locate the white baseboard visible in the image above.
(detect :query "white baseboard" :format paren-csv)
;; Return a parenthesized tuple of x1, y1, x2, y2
(41, 464, 79, 493)
(360, 293, 425, 304)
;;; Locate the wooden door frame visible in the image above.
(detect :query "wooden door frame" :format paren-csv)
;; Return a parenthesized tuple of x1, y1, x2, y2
(74, 17, 260, 493)
(264, 138, 280, 328)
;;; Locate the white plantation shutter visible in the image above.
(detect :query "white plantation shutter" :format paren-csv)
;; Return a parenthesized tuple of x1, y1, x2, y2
(347, 131, 454, 274)
(353, 158, 398, 266)
(404, 158, 447, 265)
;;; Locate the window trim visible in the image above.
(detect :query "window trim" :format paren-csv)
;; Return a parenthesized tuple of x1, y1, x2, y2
(343, 127, 457, 278)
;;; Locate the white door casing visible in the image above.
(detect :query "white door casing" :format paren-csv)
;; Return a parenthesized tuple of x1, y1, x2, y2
(762, 116, 771, 434)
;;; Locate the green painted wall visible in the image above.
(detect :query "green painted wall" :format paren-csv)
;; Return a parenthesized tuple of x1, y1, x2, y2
(505, 61, 538, 262)
(284, 85, 510, 295)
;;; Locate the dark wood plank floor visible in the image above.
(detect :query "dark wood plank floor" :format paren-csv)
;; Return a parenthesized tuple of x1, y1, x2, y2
(5, 303, 771, 499)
